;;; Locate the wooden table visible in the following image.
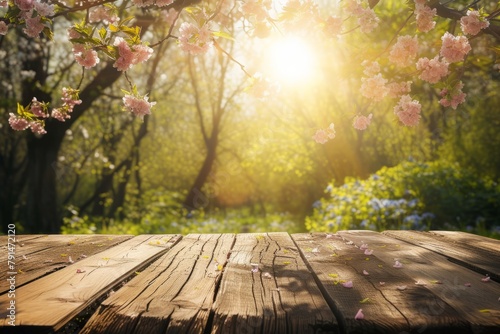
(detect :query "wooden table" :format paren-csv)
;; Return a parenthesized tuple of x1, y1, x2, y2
(0, 231, 499, 333)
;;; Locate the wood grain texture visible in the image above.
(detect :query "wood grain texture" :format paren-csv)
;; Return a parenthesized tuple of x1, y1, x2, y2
(293, 233, 450, 334)
(0, 234, 180, 333)
(382, 230, 500, 280)
(0, 234, 132, 294)
(210, 233, 338, 334)
(428, 231, 500, 255)
(80, 234, 236, 334)
(338, 230, 500, 333)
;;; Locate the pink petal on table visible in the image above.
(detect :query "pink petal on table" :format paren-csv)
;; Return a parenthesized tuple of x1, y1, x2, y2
(363, 270, 369, 276)
(346, 241, 354, 245)
(364, 249, 373, 255)
(415, 280, 426, 286)
(68, 256, 74, 264)
(76, 269, 86, 273)
(397, 285, 407, 290)
(379, 281, 386, 286)
(22, 255, 28, 260)
(263, 272, 272, 279)
(250, 263, 259, 273)
(342, 281, 353, 288)
(355, 309, 364, 320)
(312, 247, 320, 253)
(481, 276, 491, 282)
(393, 260, 403, 268)
(326, 234, 333, 239)
(360, 243, 368, 250)
(464, 282, 472, 287)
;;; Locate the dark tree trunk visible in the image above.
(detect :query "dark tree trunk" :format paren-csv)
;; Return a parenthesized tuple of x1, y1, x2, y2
(183, 136, 218, 211)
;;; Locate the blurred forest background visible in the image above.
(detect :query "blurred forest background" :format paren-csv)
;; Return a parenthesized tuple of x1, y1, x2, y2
(1, 0, 499, 237)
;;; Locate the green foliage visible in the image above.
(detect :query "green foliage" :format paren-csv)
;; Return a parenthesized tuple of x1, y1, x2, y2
(306, 161, 500, 237)
(62, 190, 301, 235)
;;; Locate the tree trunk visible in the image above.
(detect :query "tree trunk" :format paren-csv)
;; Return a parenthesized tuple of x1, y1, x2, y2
(183, 136, 218, 211)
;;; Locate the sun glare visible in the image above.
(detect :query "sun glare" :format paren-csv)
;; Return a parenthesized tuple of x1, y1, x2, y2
(267, 36, 317, 85)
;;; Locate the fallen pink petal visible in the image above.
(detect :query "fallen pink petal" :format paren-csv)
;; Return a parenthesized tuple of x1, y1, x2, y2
(464, 282, 472, 287)
(355, 309, 364, 320)
(363, 270, 369, 276)
(393, 260, 403, 268)
(379, 282, 386, 286)
(251, 263, 259, 273)
(364, 249, 373, 255)
(343, 281, 354, 288)
(76, 269, 86, 273)
(397, 285, 407, 290)
(481, 276, 491, 282)
(415, 280, 426, 285)
(360, 243, 369, 250)
(68, 256, 74, 264)
(263, 272, 272, 279)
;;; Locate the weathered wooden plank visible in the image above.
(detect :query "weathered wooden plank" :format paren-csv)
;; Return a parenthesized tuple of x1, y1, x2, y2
(0, 234, 180, 333)
(80, 234, 235, 334)
(382, 230, 500, 280)
(210, 233, 338, 334)
(0, 234, 133, 294)
(429, 231, 500, 255)
(335, 230, 500, 333)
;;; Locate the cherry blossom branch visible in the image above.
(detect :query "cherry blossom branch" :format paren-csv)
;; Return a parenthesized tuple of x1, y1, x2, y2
(150, 10, 182, 48)
(213, 40, 252, 78)
(433, 2, 500, 41)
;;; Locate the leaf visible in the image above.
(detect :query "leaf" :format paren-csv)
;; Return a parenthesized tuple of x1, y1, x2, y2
(109, 24, 120, 33)
(328, 273, 339, 278)
(212, 31, 235, 41)
(479, 309, 490, 313)
(360, 298, 371, 304)
(98, 27, 107, 40)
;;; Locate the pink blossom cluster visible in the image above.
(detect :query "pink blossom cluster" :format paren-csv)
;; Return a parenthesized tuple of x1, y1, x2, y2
(460, 10, 490, 36)
(389, 35, 419, 67)
(387, 81, 412, 98)
(247, 73, 279, 98)
(353, 114, 372, 131)
(113, 37, 154, 71)
(416, 56, 449, 84)
(8, 113, 30, 131)
(0, 21, 7, 35)
(323, 15, 342, 37)
(281, 0, 322, 34)
(361, 74, 388, 101)
(30, 97, 49, 118)
(414, 1, 436, 32)
(440, 32, 471, 63)
(7, 0, 55, 38)
(89, 5, 119, 24)
(313, 123, 336, 144)
(361, 60, 380, 77)
(73, 44, 100, 69)
(51, 87, 82, 122)
(122, 94, 156, 120)
(344, 0, 379, 33)
(240, 0, 272, 38)
(8, 113, 47, 135)
(393, 95, 421, 127)
(439, 81, 466, 109)
(178, 22, 213, 55)
(240, 0, 271, 22)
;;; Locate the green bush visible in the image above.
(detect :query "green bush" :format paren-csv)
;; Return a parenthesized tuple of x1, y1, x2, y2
(62, 190, 301, 234)
(306, 161, 500, 236)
